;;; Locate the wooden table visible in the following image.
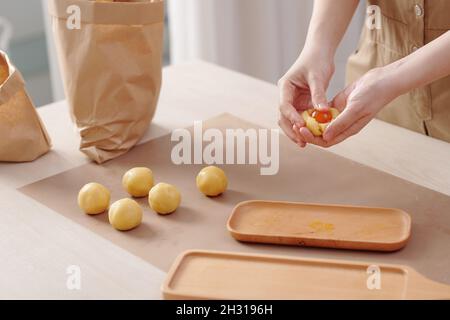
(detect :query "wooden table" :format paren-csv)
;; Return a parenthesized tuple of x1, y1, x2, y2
(1, 62, 449, 299)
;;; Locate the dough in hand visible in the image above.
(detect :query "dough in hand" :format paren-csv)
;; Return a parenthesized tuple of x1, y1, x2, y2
(196, 166, 228, 196)
(78, 182, 111, 215)
(0, 55, 9, 85)
(122, 167, 154, 197)
(108, 198, 143, 231)
(148, 183, 181, 215)
(302, 108, 340, 137)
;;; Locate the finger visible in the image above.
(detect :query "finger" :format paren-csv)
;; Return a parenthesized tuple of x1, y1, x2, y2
(322, 104, 363, 142)
(308, 77, 329, 110)
(279, 78, 295, 105)
(299, 127, 330, 148)
(278, 116, 300, 143)
(293, 124, 306, 144)
(325, 116, 370, 146)
(294, 93, 314, 111)
(331, 82, 356, 112)
(331, 90, 347, 112)
(293, 124, 306, 148)
(279, 102, 304, 127)
(278, 79, 305, 127)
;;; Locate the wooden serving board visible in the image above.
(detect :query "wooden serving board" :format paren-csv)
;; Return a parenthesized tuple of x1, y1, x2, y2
(228, 200, 411, 251)
(163, 250, 450, 300)
(19, 114, 450, 285)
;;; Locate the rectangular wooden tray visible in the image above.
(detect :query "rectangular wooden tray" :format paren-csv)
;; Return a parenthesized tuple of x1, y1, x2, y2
(162, 250, 450, 300)
(227, 200, 411, 251)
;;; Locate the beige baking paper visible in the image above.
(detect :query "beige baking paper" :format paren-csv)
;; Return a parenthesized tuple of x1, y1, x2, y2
(0, 51, 51, 162)
(49, 0, 164, 163)
(20, 114, 450, 284)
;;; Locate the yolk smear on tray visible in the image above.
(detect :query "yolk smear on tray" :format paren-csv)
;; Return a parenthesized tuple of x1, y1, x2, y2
(309, 220, 335, 233)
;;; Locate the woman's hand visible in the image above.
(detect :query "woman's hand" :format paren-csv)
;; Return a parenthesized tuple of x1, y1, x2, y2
(300, 67, 398, 147)
(278, 48, 335, 148)
(300, 29, 450, 148)
(278, 0, 359, 147)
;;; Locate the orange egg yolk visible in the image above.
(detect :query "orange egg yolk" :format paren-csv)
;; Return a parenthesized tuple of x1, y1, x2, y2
(312, 109, 332, 124)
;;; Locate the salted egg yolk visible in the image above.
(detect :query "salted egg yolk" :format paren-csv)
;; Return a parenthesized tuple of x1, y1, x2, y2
(312, 109, 333, 124)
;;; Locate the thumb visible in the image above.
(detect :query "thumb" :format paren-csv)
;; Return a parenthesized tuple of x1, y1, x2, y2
(322, 101, 359, 142)
(308, 78, 329, 110)
(331, 82, 356, 112)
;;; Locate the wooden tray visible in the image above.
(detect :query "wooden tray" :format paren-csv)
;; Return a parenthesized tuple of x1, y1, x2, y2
(162, 250, 450, 300)
(227, 200, 411, 251)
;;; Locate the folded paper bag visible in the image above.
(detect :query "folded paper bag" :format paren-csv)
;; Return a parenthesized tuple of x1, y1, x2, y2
(0, 51, 52, 162)
(49, 0, 164, 164)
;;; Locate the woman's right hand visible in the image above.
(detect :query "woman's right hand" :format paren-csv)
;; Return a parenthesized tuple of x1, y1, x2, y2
(277, 47, 335, 148)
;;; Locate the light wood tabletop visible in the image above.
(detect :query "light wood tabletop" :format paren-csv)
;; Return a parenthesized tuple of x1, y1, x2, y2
(0, 61, 449, 299)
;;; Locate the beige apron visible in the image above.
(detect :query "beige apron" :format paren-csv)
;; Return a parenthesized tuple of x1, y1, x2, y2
(347, 0, 450, 142)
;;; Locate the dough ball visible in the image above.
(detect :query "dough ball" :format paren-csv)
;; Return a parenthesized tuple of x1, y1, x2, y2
(148, 183, 181, 215)
(302, 108, 339, 137)
(78, 182, 111, 215)
(108, 198, 143, 231)
(196, 166, 228, 196)
(122, 167, 154, 197)
(0, 55, 9, 85)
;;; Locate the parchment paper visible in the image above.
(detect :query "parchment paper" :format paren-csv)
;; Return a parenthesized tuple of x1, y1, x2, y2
(19, 114, 450, 284)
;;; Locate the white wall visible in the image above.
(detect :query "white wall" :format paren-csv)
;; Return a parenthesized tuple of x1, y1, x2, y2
(0, 0, 52, 106)
(0, 1, 45, 40)
(169, 0, 365, 98)
(42, 0, 65, 102)
(332, 1, 365, 97)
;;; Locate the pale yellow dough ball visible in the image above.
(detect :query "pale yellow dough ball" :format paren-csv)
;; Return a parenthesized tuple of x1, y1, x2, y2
(196, 166, 228, 196)
(301, 108, 340, 137)
(78, 182, 111, 215)
(108, 198, 143, 231)
(122, 167, 154, 197)
(148, 183, 181, 215)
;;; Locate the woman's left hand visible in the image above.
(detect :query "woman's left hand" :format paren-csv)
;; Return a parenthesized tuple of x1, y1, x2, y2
(299, 66, 398, 147)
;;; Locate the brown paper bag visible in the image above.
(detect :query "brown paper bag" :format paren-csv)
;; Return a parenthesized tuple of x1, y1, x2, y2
(0, 51, 52, 162)
(49, 0, 164, 163)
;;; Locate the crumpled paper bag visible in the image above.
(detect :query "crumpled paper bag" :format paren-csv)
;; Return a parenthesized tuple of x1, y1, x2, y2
(49, 0, 164, 163)
(0, 50, 52, 162)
